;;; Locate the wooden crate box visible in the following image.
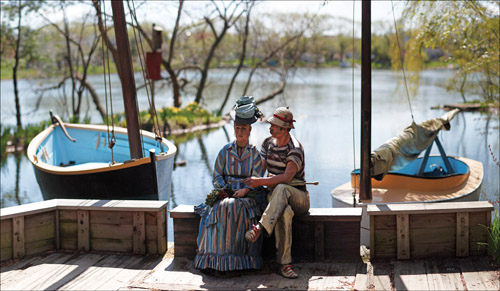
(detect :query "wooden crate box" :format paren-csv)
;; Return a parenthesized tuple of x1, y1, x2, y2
(170, 205, 362, 261)
(368, 201, 494, 260)
(0, 199, 168, 262)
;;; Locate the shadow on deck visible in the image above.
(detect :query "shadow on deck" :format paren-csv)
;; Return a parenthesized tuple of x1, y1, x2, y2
(2, 245, 498, 290)
(131, 245, 499, 291)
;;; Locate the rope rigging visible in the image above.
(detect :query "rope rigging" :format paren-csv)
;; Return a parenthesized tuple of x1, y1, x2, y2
(100, 0, 165, 161)
(100, 0, 116, 164)
(391, 0, 415, 123)
(128, 0, 163, 151)
(351, 1, 357, 206)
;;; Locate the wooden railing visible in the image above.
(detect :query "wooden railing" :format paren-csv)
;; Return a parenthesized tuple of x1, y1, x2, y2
(170, 205, 362, 261)
(368, 201, 494, 260)
(1, 199, 168, 262)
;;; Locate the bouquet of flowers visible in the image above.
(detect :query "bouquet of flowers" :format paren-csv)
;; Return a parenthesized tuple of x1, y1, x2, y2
(205, 185, 234, 206)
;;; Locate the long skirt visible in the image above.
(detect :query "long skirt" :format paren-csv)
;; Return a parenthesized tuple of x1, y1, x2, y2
(194, 197, 263, 271)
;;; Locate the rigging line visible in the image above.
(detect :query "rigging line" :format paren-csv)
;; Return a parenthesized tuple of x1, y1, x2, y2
(127, 0, 145, 154)
(101, 0, 115, 163)
(129, 0, 162, 141)
(391, 0, 414, 123)
(351, 0, 357, 204)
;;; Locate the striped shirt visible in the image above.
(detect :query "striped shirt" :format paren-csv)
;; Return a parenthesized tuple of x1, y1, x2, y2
(260, 135, 305, 184)
(213, 141, 264, 190)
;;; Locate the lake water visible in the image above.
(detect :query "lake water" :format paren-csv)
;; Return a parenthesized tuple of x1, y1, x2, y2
(1, 68, 499, 242)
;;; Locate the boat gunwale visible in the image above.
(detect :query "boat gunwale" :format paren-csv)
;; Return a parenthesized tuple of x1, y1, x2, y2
(331, 156, 484, 205)
(27, 123, 177, 175)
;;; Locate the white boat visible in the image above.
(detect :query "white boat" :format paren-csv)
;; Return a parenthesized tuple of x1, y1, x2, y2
(330, 1, 483, 246)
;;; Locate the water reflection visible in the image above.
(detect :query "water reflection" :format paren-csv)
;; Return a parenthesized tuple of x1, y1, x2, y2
(1, 153, 39, 208)
(1, 68, 499, 241)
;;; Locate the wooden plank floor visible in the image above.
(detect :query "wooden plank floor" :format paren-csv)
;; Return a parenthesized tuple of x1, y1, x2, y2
(1, 244, 498, 290)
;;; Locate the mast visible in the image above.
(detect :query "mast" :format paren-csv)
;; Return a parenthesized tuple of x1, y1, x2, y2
(111, 1, 143, 159)
(360, 0, 372, 200)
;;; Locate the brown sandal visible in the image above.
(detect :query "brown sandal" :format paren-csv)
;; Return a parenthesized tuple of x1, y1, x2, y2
(245, 224, 262, 243)
(280, 264, 298, 279)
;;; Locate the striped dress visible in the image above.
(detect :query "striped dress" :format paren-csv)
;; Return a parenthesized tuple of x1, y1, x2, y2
(194, 141, 265, 271)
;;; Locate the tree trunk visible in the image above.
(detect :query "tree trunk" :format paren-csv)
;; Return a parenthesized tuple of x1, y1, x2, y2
(168, 0, 184, 108)
(92, 0, 124, 83)
(13, 1, 22, 131)
(62, 6, 77, 119)
(218, 3, 253, 116)
(194, 20, 229, 104)
(76, 76, 106, 122)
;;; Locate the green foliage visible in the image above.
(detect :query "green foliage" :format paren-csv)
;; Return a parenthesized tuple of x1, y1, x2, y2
(478, 209, 500, 263)
(156, 102, 221, 132)
(205, 185, 234, 207)
(0, 121, 48, 159)
(401, 1, 500, 102)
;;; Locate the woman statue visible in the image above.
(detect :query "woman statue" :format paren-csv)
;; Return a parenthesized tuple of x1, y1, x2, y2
(194, 96, 266, 272)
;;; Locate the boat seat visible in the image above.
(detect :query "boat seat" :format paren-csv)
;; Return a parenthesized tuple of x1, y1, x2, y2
(64, 162, 111, 171)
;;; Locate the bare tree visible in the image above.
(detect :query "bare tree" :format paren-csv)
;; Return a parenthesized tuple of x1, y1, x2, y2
(240, 12, 312, 104)
(39, 2, 105, 121)
(1, 0, 44, 130)
(194, 0, 246, 104)
(217, 1, 254, 115)
(127, 0, 185, 108)
(13, 0, 23, 130)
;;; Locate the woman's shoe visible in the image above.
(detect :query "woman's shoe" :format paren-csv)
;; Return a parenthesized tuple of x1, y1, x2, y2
(280, 264, 298, 279)
(244, 224, 262, 243)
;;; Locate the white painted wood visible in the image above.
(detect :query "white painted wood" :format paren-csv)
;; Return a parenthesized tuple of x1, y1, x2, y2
(1, 199, 167, 221)
(367, 201, 493, 216)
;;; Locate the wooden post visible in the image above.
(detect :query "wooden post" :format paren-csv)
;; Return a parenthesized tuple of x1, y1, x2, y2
(55, 209, 60, 250)
(133, 211, 146, 254)
(157, 209, 167, 254)
(397, 214, 410, 259)
(314, 222, 325, 261)
(77, 210, 89, 251)
(456, 212, 469, 257)
(360, 0, 372, 201)
(151, 25, 163, 107)
(370, 216, 375, 260)
(152, 24, 163, 51)
(111, 1, 143, 159)
(12, 217, 25, 259)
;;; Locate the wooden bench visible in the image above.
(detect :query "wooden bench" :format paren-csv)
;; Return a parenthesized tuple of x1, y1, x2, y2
(367, 201, 494, 260)
(1, 199, 168, 262)
(170, 205, 362, 261)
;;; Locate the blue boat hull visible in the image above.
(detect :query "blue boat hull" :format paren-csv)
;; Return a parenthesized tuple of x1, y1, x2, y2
(27, 123, 177, 200)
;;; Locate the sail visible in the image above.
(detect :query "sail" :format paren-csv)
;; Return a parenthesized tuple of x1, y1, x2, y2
(371, 109, 460, 179)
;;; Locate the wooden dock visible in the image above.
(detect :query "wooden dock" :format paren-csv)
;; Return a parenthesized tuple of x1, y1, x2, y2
(1, 244, 498, 290)
(1, 199, 499, 290)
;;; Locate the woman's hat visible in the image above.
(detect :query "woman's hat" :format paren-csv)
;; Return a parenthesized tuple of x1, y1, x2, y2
(267, 106, 295, 129)
(230, 96, 263, 125)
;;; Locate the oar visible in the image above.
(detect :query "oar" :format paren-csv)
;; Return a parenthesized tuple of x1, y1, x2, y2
(288, 179, 319, 186)
(305, 181, 319, 185)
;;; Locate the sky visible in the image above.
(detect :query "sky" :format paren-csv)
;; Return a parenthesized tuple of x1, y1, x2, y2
(136, 0, 404, 29)
(8, 0, 404, 33)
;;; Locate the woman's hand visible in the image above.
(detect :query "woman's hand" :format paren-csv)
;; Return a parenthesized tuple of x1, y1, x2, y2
(233, 187, 250, 198)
